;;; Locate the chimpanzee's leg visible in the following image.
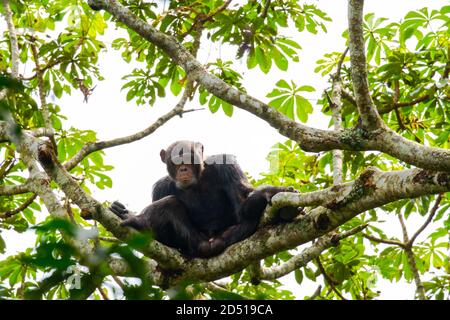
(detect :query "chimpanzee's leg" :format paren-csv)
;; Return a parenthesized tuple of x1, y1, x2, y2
(212, 186, 301, 249)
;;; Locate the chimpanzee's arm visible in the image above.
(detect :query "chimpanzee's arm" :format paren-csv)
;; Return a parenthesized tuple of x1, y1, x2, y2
(112, 196, 210, 257)
(206, 154, 254, 218)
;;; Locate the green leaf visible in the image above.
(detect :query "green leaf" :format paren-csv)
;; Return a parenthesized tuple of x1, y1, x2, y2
(295, 96, 313, 123)
(268, 95, 290, 109)
(126, 87, 136, 101)
(272, 47, 288, 71)
(276, 79, 291, 90)
(298, 85, 315, 92)
(0, 235, 5, 254)
(9, 266, 21, 286)
(208, 96, 220, 113)
(255, 47, 272, 74)
(304, 266, 316, 281)
(294, 269, 303, 285)
(222, 101, 233, 117)
(246, 52, 258, 69)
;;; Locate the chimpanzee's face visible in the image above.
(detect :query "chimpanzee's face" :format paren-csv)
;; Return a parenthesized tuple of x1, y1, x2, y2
(160, 141, 204, 189)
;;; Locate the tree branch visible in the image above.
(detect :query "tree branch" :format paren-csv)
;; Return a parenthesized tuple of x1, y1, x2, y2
(87, 0, 343, 153)
(259, 224, 367, 280)
(20, 59, 63, 81)
(164, 167, 450, 285)
(362, 233, 405, 248)
(0, 193, 37, 219)
(307, 285, 322, 300)
(329, 47, 348, 185)
(1, 0, 19, 78)
(36, 140, 186, 270)
(0, 183, 31, 196)
(85, 0, 450, 172)
(347, 0, 383, 130)
(29, 38, 58, 154)
(0, 0, 20, 100)
(64, 82, 197, 171)
(316, 256, 347, 300)
(378, 93, 433, 114)
(397, 214, 426, 300)
(409, 193, 443, 246)
(26, 132, 450, 285)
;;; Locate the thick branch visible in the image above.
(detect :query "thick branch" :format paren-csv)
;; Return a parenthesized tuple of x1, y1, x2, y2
(17, 126, 450, 285)
(347, 0, 384, 130)
(374, 129, 450, 172)
(165, 167, 450, 284)
(36, 140, 185, 270)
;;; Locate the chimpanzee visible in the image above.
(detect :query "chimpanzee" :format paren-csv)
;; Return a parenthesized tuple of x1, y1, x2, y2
(110, 141, 299, 258)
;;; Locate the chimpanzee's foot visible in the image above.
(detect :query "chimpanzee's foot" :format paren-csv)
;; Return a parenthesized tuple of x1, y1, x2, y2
(256, 186, 299, 205)
(277, 206, 305, 222)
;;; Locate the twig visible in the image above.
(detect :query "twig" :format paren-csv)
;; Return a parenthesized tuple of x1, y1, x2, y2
(0, 193, 37, 219)
(180, 0, 232, 38)
(362, 233, 405, 248)
(97, 286, 109, 300)
(20, 59, 63, 81)
(29, 37, 57, 151)
(307, 285, 322, 300)
(329, 47, 348, 185)
(261, 0, 271, 20)
(335, 47, 349, 79)
(393, 80, 406, 130)
(398, 213, 409, 243)
(111, 275, 126, 291)
(63, 82, 197, 171)
(341, 89, 357, 106)
(409, 194, 443, 246)
(316, 257, 346, 300)
(0, 154, 15, 179)
(98, 236, 121, 243)
(259, 224, 368, 280)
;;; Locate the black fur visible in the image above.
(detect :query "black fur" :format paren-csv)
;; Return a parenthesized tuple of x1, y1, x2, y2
(110, 142, 298, 258)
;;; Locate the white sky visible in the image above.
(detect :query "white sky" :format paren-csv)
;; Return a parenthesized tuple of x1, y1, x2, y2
(1, 0, 448, 300)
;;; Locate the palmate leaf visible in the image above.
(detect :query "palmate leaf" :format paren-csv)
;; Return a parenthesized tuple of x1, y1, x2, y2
(267, 80, 315, 122)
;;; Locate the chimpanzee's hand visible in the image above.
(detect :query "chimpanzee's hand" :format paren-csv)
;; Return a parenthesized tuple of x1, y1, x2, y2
(109, 201, 129, 219)
(198, 237, 226, 258)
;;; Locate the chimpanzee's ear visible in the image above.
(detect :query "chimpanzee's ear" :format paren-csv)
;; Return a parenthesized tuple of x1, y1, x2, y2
(160, 149, 167, 163)
(195, 142, 204, 154)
